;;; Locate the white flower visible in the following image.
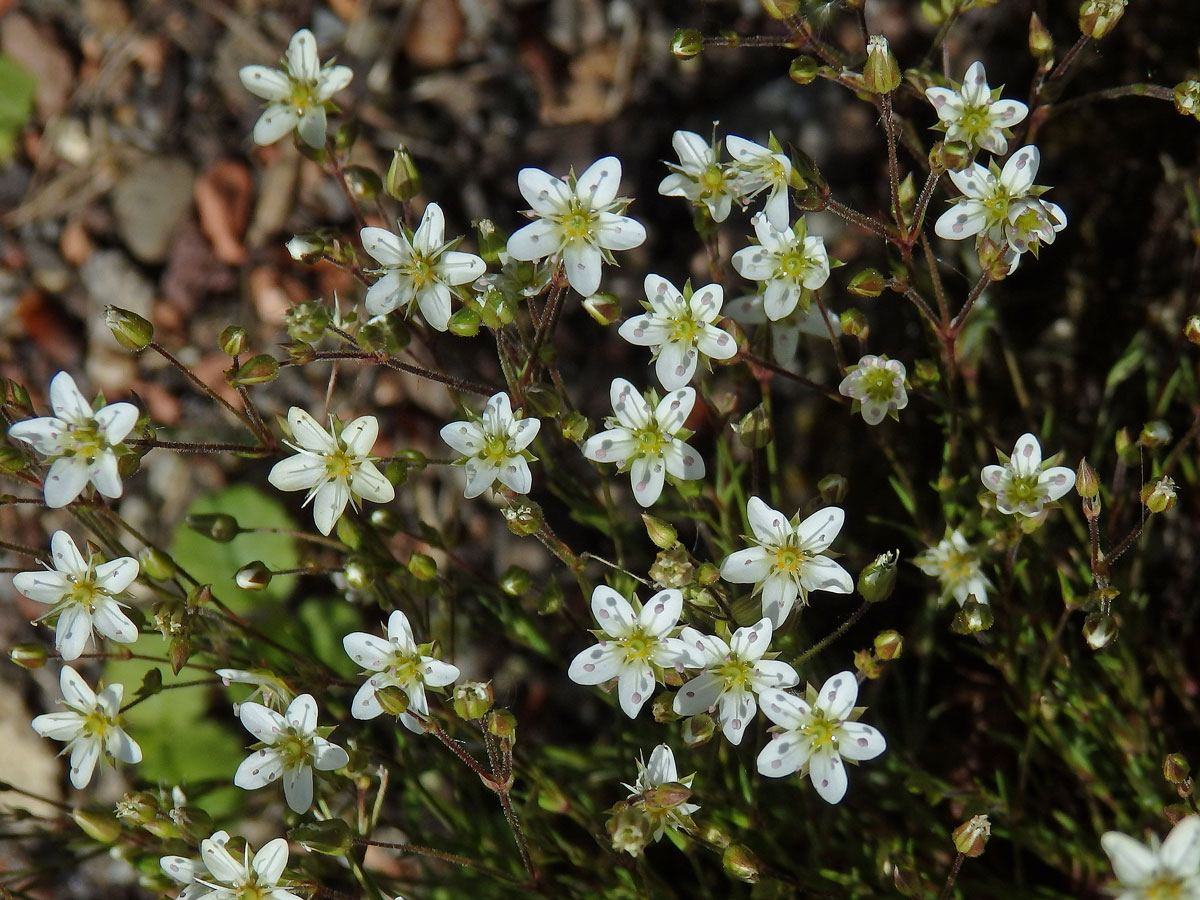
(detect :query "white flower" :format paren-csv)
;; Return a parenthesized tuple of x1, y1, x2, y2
(618, 275, 737, 390)
(216, 669, 293, 713)
(13, 531, 138, 660)
(914, 529, 992, 606)
(1101, 816, 1200, 900)
(732, 212, 830, 321)
(726, 135, 793, 229)
(673, 618, 798, 745)
(567, 586, 698, 719)
(343, 609, 460, 732)
(581, 378, 705, 507)
(981, 432, 1075, 517)
(8, 371, 138, 508)
(238, 28, 352, 148)
(233, 693, 349, 813)
(756, 671, 886, 804)
(934, 146, 1066, 272)
(720, 497, 853, 627)
(163, 831, 301, 900)
(621, 744, 699, 841)
(268, 408, 395, 536)
(506, 156, 646, 297)
(360, 203, 487, 331)
(31, 666, 141, 789)
(439, 393, 541, 499)
(837, 355, 909, 425)
(726, 293, 840, 367)
(924, 61, 1028, 155)
(657, 130, 742, 223)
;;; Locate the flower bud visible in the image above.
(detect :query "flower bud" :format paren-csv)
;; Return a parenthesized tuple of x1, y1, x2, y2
(1139, 420, 1171, 448)
(682, 712, 716, 747)
(1185, 314, 1200, 344)
(863, 35, 901, 94)
(1175, 82, 1200, 122)
(474, 218, 507, 266)
(1078, 0, 1127, 39)
(652, 692, 680, 723)
(976, 234, 1012, 281)
(696, 562, 720, 586)
(385, 145, 422, 201)
(115, 791, 159, 825)
(1028, 12, 1054, 58)
(952, 597, 993, 634)
(1141, 477, 1177, 514)
(854, 648, 882, 679)
(408, 553, 438, 580)
(169, 637, 190, 675)
(499, 565, 531, 596)
(847, 268, 885, 297)
(1164, 753, 1191, 785)
(582, 292, 622, 326)
(375, 685, 410, 717)
(733, 404, 773, 449)
(227, 354, 279, 386)
(453, 681, 494, 720)
(10, 642, 48, 669)
(857, 550, 899, 603)
(560, 410, 589, 442)
(1075, 458, 1099, 499)
(722, 843, 762, 883)
(219, 325, 248, 356)
(789, 55, 819, 85)
(671, 29, 704, 60)
(1083, 612, 1117, 649)
(488, 709, 518, 741)
(815, 473, 848, 505)
(839, 308, 869, 339)
(342, 165, 382, 203)
(643, 782, 693, 813)
(643, 513, 679, 550)
(289, 818, 354, 855)
(874, 629, 903, 660)
(892, 863, 925, 897)
(105, 306, 154, 351)
(952, 815, 991, 857)
(504, 500, 543, 536)
(234, 561, 272, 591)
(448, 307, 482, 337)
(73, 808, 123, 844)
(608, 805, 652, 856)
(186, 512, 240, 542)
(285, 300, 332, 344)
(137, 546, 176, 581)
(285, 233, 326, 262)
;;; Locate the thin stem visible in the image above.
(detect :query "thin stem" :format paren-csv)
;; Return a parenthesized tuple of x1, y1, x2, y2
(908, 169, 943, 246)
(920, 235, 951, 325)
(149, 342, 256, 434)
(948, 273, 993, 336)
(793, 601, 871, 666)
(355, 838, 532, 888)
(937, 852, 966, 900)
(0, 537, 47, 560)
(823, 196, 891, 240)
(120, 679, 220, 714)
(880, 92, 903, 228)
(812, 291, 845, 372)
(896, 285, 941, 331)
(299, 351, 499, 396)
(246, 527, 348, 551)
(125, 438, 270, 455)
(738, 349, 847, 402)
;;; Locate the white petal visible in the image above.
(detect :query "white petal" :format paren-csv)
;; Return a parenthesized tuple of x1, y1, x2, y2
(351, 462, 395, 504)
(1161, 816, 1200, 874)
(757, 731, 810, 777)
(1039, 466, 1076, 503)
(673, 672, 725, 717)
(720, 547, 771, 584)
(981, 464, 1007, 491)
(497, 457, 533, 494)
(618, 314, 665, 348)
(590, 585, 636, 637)
(50, 531, 88, 575)
(751, 659, 799, 692)
(730, 617, 772, 662)
(655, 342, 697, 391)
(517, 168, 572, 216)
(95, 556, 139, 593)
(350, 679, 384, 720)
(286, 694, 319, 733)
(1011, 432, 1043, 472)
(49, 372, 92, 423)
(92, 601, 138, 644)
(416, 283, 453, 331)
(637, 589, 683, 637)
(253, 105, 299, 146)
(816, 670, 858, 720)
(506, 219, 561, 262)
(268, 453, 326, 493)
(89, 451, 124, 499)
(567, 642, 624, 685)
(340, 416, 379, 456)
(105, 726, 142, 764)
(56, 606, 94, 660)
(697, 324, 736, 360)
(95, 402, 138, 444)
(809, 748, 848, 803)
(654, 387, 694, 434)
(763, 279, 799, 321)
(360, 226, 410, 267)
(576, 156, 622, 208)
(68, 738, 101, 788)
(582, 428, 637, 465)
(311, 479, 350, 535)
(837, 721, 886, 761)
(287, 407, 336, 453)
(412, 202, 447, 253)
(617, 662, 655, 718)
(283, 766, 315, 812)
(44, 457, 91, 508)
(286, 29, 320, 81)
(1001, 146, 1040, 194)
(462, 459, 498, 498)
(1101, 832, 1158, 886)
(387, 609, 418, 653)
(315, 65, 353, 101)
(439, 250, 486, 284)
(234, 748, 286, 789)
(795, 506, 845, 553)
(717, 689, 756, 745)
(644, 743, 679, 785)
(664, 440, 704, 481)
(441, 419, 486, 456)
(595, 212, 645, 251)
(342, 632, 393, 670)
(562, 241, 603, 296)
(202, 837, 246, 884)
(252, 837, 290, 885)
(760, 574, 798, 627)
(610, 378, 651, 429)
(671, 131, 711, 173)
(990, 99, 1028, 127)
(421, 658, 460, 687)
(239, 703, 287, 741)
(630, 455, 667, 507)
(160, 856, 203, 886)
(59, 666, 97, 708)
(510, 416, 540, 452)
(746, 496, 791, 545)
(239, 65, 291, 100)
(32, 711, 84, 741)
(732, 245, 773, 281)
(799, 556, 854, 596)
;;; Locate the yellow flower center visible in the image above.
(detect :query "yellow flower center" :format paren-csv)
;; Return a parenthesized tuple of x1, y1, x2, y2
(482, 433, 512, 465)
(619, 628, 658, 662)
(82, 709, 112, 737)
(804, 710, 838, 750)
(560, 204, 597, 243)
(1143, 876, 1185, 900)
(278, 732, 313, 768)
(714, 657, 753, 689)
(778, 249, 811, 279)
(861, 367, 897, 403)
(669, 316, 699, 345)
(389, 653, 425, 687)
(634, 427, 667, 457)
(772, 544, 809, 573)
(324, 448, 356, 480)
(402, 254, 438, 290)
(699, 164, 727, 193)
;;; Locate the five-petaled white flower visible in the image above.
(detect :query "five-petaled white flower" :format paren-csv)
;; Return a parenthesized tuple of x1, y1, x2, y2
(621, 744, 700, 842)
(233, 693, 349, 813)
(726, 293, 841, 367)
(567, 586, 698, 719)
(361, 203, 487, 331)
(657, 130, 742, 223)
(581, 378, 705, 507)
(440, 392, 541, 499)
(1101, 816, 1200, 900)
(238, 28, 352, 148)
(720, 497, 854, 627)
(732, 212, 830, 321)
(981, 432, 1075, 517)
(934, 145, 1066, 273)
(757, 671, 887, 804)
(726, 134, 793, 229)
(673, 618, 798, 745)
(8, 371, 138, 508)
(13, 530, 138, 661)
(914, 529, 993, 606)
(162, 831, 302, 900)
(924, 61, 1028, 155)
(506, 156, 646, 297)
(268, 408, 394, 536)
(32, 666, 141, 789)
(618, 275, 737, 390)
(343, 609, 460, 732)
(837, 355, 909, 426)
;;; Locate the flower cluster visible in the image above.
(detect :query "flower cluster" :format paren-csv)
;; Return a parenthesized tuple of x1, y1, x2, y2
(658, 130, 793, 228)
(161, 831, 301, 900)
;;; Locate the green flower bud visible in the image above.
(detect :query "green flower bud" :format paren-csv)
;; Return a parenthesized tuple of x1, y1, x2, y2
(453, 681, 494, 720)
(671, 29, 704, 60)
(171, 806, 213, 843)
(1185, 314, 1200, 344)
(342, 165, 382, 203)
(582, 293, 622, 325)
(847, 268, 885, 297)
(1083, 612, 1117, 649)
(644, 782, 692, 813)
(488, 709, 518, 741)
(682, 712, 716, 748)
(375, 685, 410, 717)
(789, 55, 819, 85)
(1175, 82, 1200, 123)
(863, 35, 901, 94)
(137, 546, 176, 581)
(385, 145, 422, 201)
(840, 308, 869, 339)
(1028, 12, 1054, 58)
(73, 808, 122, 844)
(499, 565, 532, 596)
(10, 642, 48, 669)
(817, 473, 849, 505)
(1078, 0, 1127, 39)
(408, 553, 438, 580)
(1139, 420, 1171, 448)
(1164, 752, 1191, 785)
(104, 306, 154, 351)
(722, 843, 761, 883)
(734, 404, 773, 449)
(289, 818, 354, 856)
(186, 512, 240, 543)
(1075, 458, 1099, 498)
(285, 300, 332, 344)
(475, 218, 507, 266)
(560, 410, 589, 442)
(227, 354, 279, 386)
(448, 307, 482, 337)
(857, 550, 898, 603)
(218, 325, 248, 356)
(952, 815, 991, 857)
(892, 862, 925, 897)
(234, 561, 272, 591)
(952, 597, 993, 633)
(286, 233, 326, 262)
(169, 637, 190, 675)
(1141, 476, 1177, 514)
(873, 629, 903, 660)
(642, 513, 678, 550)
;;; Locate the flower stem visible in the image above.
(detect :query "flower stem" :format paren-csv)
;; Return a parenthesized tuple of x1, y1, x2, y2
(936, 852, 966, 900)
(148, 342, 258, 435)
(793, 600, 871, 666)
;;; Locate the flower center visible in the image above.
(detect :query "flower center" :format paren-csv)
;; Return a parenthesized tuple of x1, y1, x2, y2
(288, 81, 317, 117)
(67, 577, 101, 611)
(939, 550, 975, 582)
(65, 422, 108, 463)
(714, 656, 753, 689)
(1002, 472, 1043, 507)
(959, 105, 990, 136)
(389, 653, 425, 688)
(633, 427, 667, 457)
(619, 628, 658, 663)
(699, 164, 727, 194)
(82, 709, 113, 737)
(560, 204, 597, 243)
(324, 448, 356, 480)
(862, 367, 897, 403)
(669, 316, 699, 345)
(1143, 876, 1185, 900)
(482, 433, 512, 465)
(804, 710, 838, 750)
(772, 544, 809, 574)
(778, 249, 811, 279)
(278, 731, 313, 769)
(402, 253, 438, 290)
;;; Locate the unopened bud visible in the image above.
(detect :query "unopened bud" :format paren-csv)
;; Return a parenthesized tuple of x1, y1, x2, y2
(930, 140, 973, 174)
(857, 550, 899, 603)
(342, 165, 382, 203)
(186, 513, 240, 542)
(863, 35, 901, 94)
(375, 685, 410, 717)
(10, 642, 48, 669)
(73, 808, 122, 844)
(169, 637, 190, 675)
(453, 681, 494, 720)
(1083, 612, 1117, 649)
(1075, 458, 1099, 498)
(643, 513, 678, 550)
(289, 818, 354, 855)
(385, 146, 422, 201)
(671, 28, 704, 60)
(582, 293, 622, 326)
(892, 863, 925, 897)
(682, 712, 716, 747)
(1115, 427, 1138, 464)
(952, 815, 991, 857)
(734, 404, 773, 448)
(1078, 0, 1127, 39)
(976, 234, 1012, 281)
(1028, 13, 1054, 58)
(952, 597, 993, 633)
(137, 546, 176, 581)
(839, 308, 869, 339)
(1141, 477, 1177, 513)
(234, 561, 272, 591)
(219, 325, 248, 356)
(1185, 315, 1200, 344)
(874, 629, 903, 660)
(285, 300, 332, 344)
(1139, 420, 1171, 448)
(448, 307, 482, 337)
(722, 843, 761, 883)
(499, 565, 531, 596)
(1175, 82, 1200, 123)
(488, 708, 517, 740)
(474, 218, 507, 266)
(408, 553, 437, 580)
(227, 354, 279, 386)
(815, 473, 848, 505)
(171, 806, 213, 843)
(104, 306, 154, 351)
(789, 55, 819, 84)
(847, 268, 885, 297)
(696, 562, 720, 586)
(643, 782, 692, 813)
(560, 410, 589, 442)
(285, 233, 325, 262)
(1164, 753, 1191, 785)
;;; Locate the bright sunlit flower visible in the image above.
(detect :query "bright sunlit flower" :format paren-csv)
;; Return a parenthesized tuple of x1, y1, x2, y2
(726, 293, 841, 367)
(618, 275, 737, 390)
(343, 609, 460, 732)
(1101, 816, 1200, 900)
(658, 130, 742, 223)
(233, 693, 348, 814)
(838, 355, 909, 425)
(13, 531, 138, 660)
(360, 203, 487, 331)
(440, 392, 541, 499)
(268, 408, 394, 535)
(621, 744, 700, 841)
(914, 529, 992, 606)
(239, 28, 352, 148)
(581, 378, 705, 507)
(162, 831, 302, 900)
(726, 134, 793, 229)
(568, 586, 699, 719)
(981, 432, 1075, 517)
(757, 671, 887, 804)
(506, 156, 646, 296)
(673, 618, 798, 745)
(31, 666, 141, 789)
(8, 371, 138, 508)
(924, 61, 1028, 155)
(732, 212, 830, 321)
(720, 497, 853, 627)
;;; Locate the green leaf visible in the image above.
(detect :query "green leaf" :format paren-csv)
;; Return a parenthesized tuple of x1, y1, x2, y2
(0, 55, 36, 164)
